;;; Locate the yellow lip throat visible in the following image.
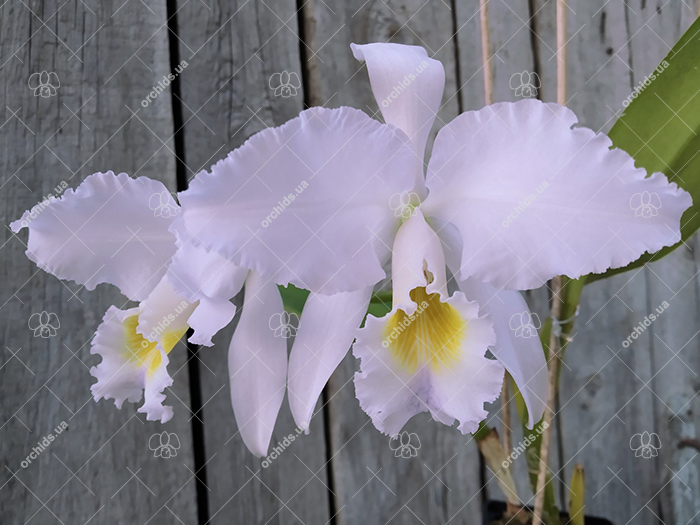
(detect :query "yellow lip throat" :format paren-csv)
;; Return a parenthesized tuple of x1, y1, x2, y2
(123, 315, 187, 377)
(384, 287, 466, 374)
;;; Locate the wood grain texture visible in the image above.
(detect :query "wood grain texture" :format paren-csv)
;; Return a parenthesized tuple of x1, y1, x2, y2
(454, 0, 560, 509)
(2, 1, 700, 523)
(172, 1, 332, 523)
(626, 2, 700, 522)
(302, 1, 485, 523)
(537, 0, 661, 522)
(530, 2, 647, 520)
(456, 0, 539, 110)
(540, 1, 700, 523)
(0, 1, 197, 524)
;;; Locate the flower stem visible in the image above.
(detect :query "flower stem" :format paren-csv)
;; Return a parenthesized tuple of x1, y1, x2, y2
(501, 376, 512, 459)
(533, 276, 562, 525)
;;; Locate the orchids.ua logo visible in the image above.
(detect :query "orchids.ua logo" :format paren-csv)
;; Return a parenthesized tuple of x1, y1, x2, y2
(149, 191, 179, 218)
(509, 70, 540, 98)
(261, 423, 307, 468)
(141, 301, 190, 345)
(28, 311, 60, 338)
(501, 421, 549, 469)
(389, 191, 420, 219)
(21, 421, 68, 468)
(269, 71, 302, 98)
(261, 181, 308, 228)
(28, 71, 60, 97)
(621, 300, 669, 349)
(622, 60, 669, 108)
(382, 300, 429, 348)
(379, 60, 429, 108)
(141, 60, 188, 108)
(149, 431, 180, 458)
(630, 431, 661, 458)
(630, 191, 661, 218)
(509, 311, 541, 339)
(270, 311, 299, 339)
(18, 181, 68, 228)
(389, 431, 421, 458)
(501, 180, 548, 228)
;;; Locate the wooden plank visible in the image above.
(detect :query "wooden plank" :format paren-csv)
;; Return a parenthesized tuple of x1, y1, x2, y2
(0, 1, 198, 524)
(303, 0, 460, 152)
(539, 1, 659, 522)
(542, 1, 699, 523)
(302, 1, 486, 523)
(457, 0, 539, 109)
(626, 2, 700, 522)
(173, 2, 332, 523)
(454, 0, 560, 510)
(535, 0, 645, 518)
(646, 235, 700, 523)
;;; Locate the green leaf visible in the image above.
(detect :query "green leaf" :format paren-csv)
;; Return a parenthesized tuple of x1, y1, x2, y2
(278, 284, 309, 315)
(367, 302, 391, 318)
(474, 420, 493, 442)
(568, 464, 585, 525)
(587, 17, 700, 282)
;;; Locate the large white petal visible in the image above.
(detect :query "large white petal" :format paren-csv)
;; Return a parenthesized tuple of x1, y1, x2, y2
(458, 277, 547, 428)
(287, 287, 372, 431)
(11, 172, 178, 301)
(179, 106, 415, 295)
(90, 305, 185, 422)
(354, 291, 502, 436)
(228, 271, 288, 457)
(351, 42, 445, 188)
(424, 99, 692, 290)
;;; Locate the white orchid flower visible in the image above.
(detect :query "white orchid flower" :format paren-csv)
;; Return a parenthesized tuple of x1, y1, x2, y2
(351, 42, 690, 436)
(179, 41, 690, 440)
(10, 172, 262, 436)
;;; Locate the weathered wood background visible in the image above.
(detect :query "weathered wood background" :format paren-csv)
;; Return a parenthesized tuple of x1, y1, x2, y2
(1, 0, 699, 523)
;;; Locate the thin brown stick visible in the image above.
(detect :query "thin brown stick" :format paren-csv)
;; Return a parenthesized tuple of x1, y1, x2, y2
(556, 0, 567, 106)
(533, 1, 567, 523)
(533, 279, 562, 525)
(479, 0, 494, 105)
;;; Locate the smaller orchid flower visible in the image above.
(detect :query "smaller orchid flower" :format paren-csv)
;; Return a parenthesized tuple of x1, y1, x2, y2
(13, 171, 302, 456)
(13, 173, 194, 422)
(179, 42, 691, 440)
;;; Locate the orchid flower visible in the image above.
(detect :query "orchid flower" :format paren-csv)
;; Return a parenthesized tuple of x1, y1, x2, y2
(180, 42, 690, 439)
(10, 173, 261, 434)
